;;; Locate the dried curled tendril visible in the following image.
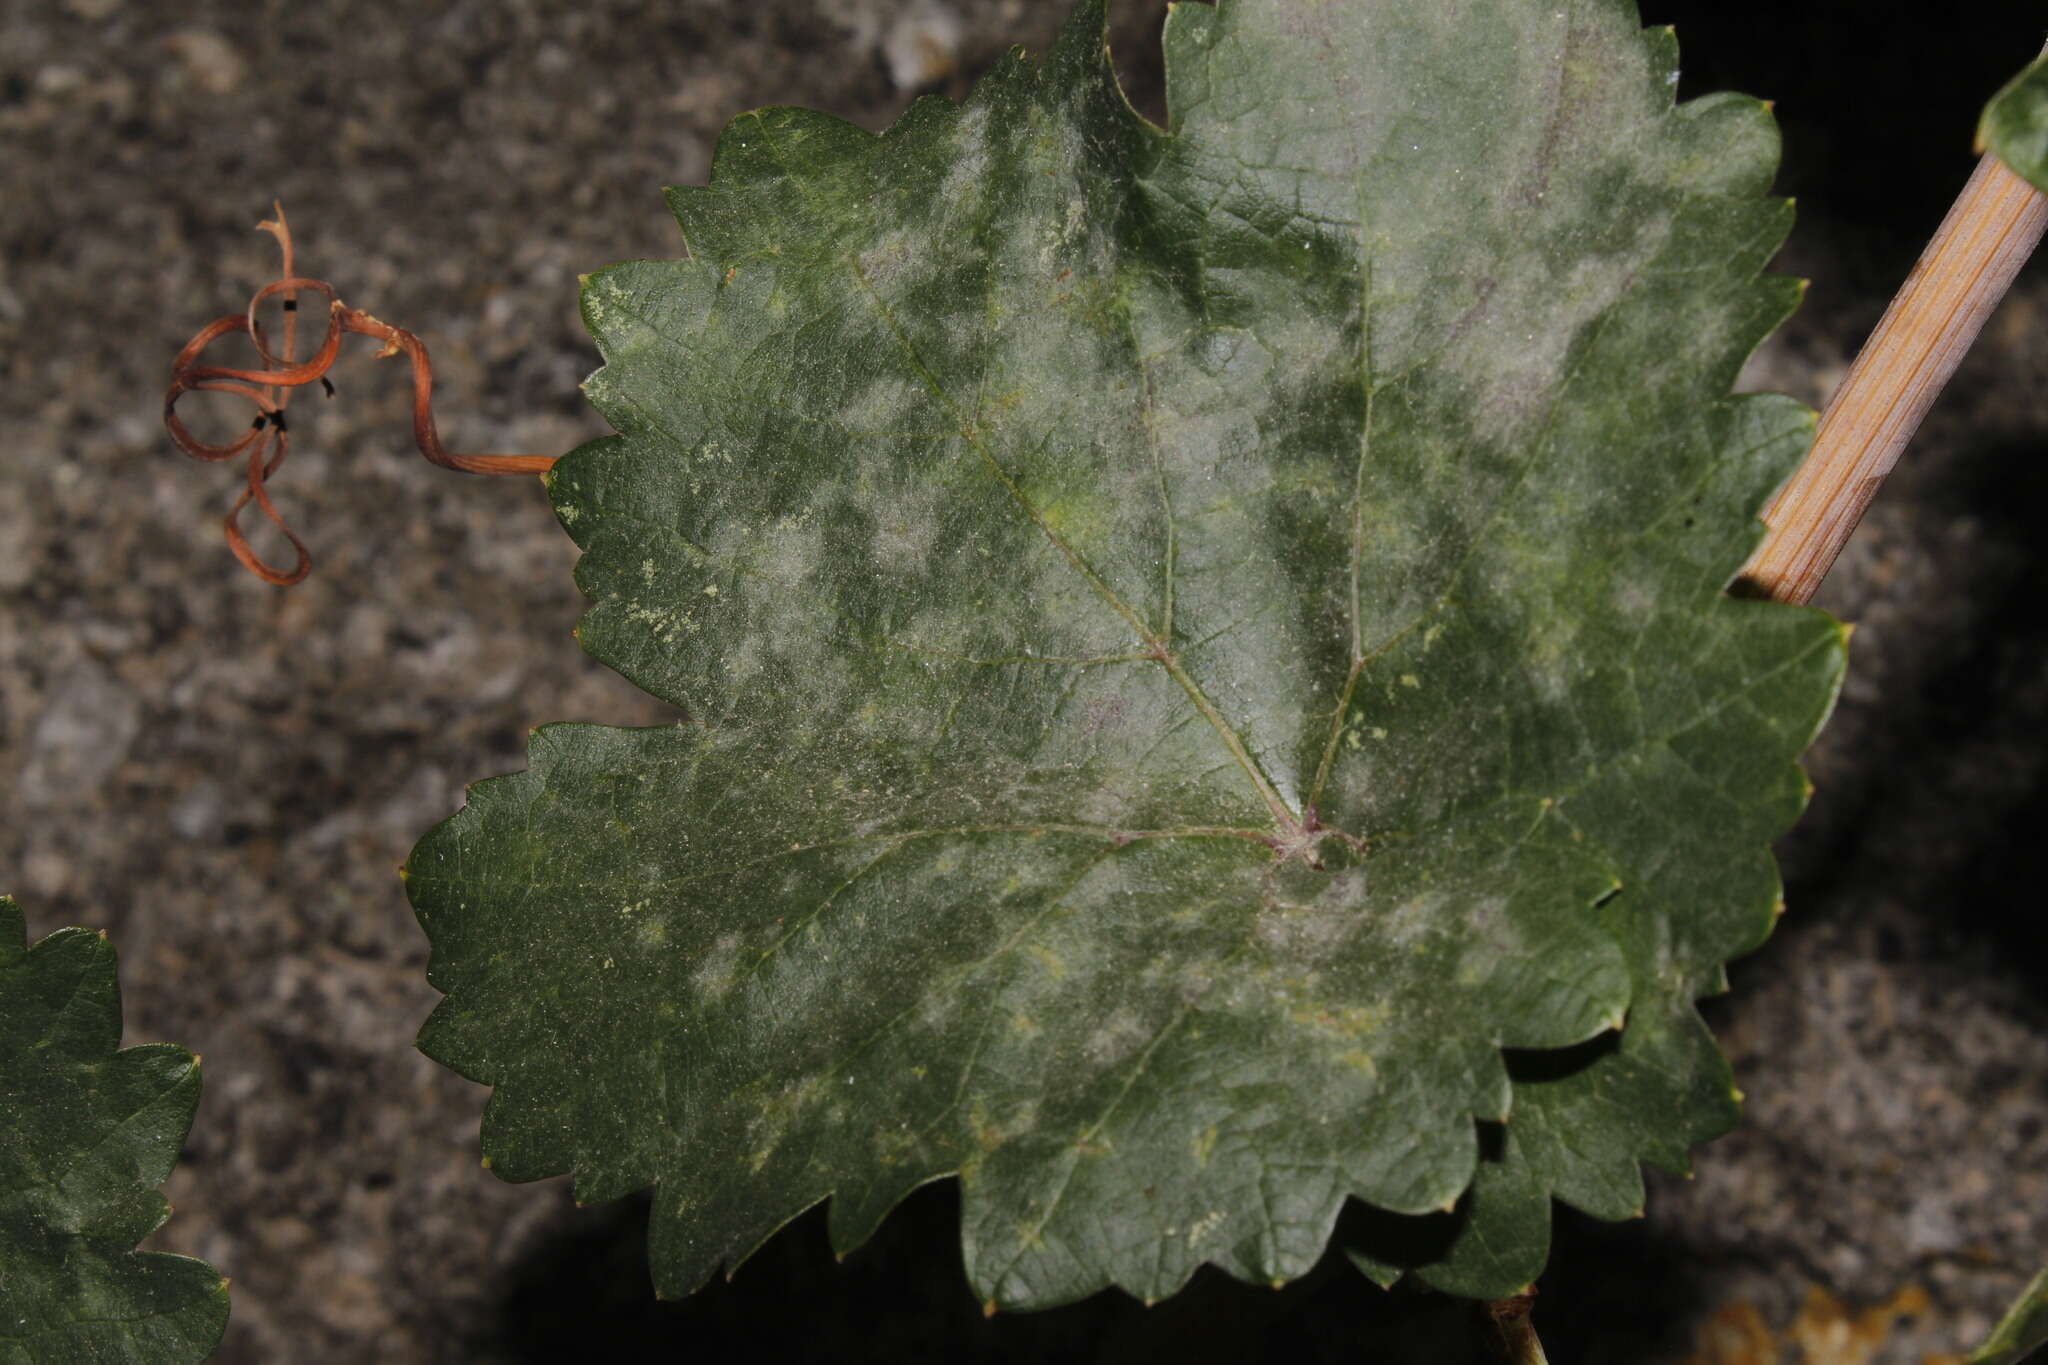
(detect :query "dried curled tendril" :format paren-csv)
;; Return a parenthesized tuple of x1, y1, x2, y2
(164, 203, 555, 585)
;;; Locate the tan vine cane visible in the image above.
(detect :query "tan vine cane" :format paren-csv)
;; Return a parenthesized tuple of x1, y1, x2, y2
(1741, 149, 2048, 604)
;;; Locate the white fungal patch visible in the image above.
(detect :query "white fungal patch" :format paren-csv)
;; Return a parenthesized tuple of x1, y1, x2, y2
(691, 931, 743, 1000)
(1524, 614, 1581, 701)
(1026, 944, 1067, 980)
(1255, 871, 1365, 962)
(1071, 785, 1136, 828)
(834, 372, 922, 432)
(937, 102, 993, 211)
(871, 482, 946, 576)
(758, 505, 827, 587)
(1613, 579, 1655, 620)
(857, 229, 918, 294)
(1375, 889, 1447, 952)
(1083, 1007, 1150, 1067)
(1038, 195, 1090, 272)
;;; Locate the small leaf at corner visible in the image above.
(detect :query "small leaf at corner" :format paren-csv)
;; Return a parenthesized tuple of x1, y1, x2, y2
(0, 897, 228, 1363)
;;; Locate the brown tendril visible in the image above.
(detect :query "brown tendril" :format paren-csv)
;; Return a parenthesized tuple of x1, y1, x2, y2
(165, 202, 556, 585)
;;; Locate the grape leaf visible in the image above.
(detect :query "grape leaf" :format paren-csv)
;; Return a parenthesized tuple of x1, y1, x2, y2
(406, 0, 1845, 1310)
(1981, 49, 2048, 195)
(0, 897, 229, 1362)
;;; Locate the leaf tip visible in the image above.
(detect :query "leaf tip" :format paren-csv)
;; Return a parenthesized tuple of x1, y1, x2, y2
(480, 1155, 493, 1170)
(982, 1298, 999, 1319)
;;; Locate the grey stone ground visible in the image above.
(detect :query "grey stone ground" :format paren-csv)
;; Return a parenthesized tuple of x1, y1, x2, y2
(1, 2, 2043, 1361)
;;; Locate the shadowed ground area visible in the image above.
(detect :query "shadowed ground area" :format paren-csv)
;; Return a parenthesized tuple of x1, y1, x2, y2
(1, 1, 2042, 1359)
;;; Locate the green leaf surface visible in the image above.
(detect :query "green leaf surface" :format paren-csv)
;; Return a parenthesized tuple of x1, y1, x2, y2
(0, 898, 228, 1364)
(1345, 1121, 1551, 1298)
(1970, 1268, 2048, 1365)
(1981, 49, 2048, 195)
(408, 0, 1844, 1309)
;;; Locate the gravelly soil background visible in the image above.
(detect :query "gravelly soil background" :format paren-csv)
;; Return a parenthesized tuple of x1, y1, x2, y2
(2, 2, 2044, 1361)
